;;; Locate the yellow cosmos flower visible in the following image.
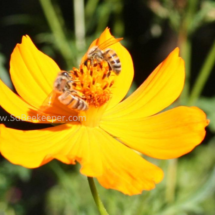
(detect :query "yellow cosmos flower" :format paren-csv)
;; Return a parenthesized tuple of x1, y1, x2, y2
(0, 28, 209, 195)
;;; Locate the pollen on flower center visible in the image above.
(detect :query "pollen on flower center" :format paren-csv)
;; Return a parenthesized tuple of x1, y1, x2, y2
(69, 60, 116, 107)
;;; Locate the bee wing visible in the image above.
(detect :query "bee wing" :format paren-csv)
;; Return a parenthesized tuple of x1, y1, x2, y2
(98, 37, 123, 50)
(39, 91, 58, 114)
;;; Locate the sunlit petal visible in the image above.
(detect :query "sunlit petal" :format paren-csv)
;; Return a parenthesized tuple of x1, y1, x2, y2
(101, 106, 209, 159)
(10, 35, 60, 109)
(81, 28, 134, 110)
(0, 80, 79, 123)
(0, 79, 46, 123)
(103, 48, 185, 119)
(0, 124, 103, 176)
(9, 36, 81, 116)
(93, 127, 163, 195)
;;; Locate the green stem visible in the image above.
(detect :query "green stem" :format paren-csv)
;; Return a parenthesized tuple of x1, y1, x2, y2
(178, 0, 198, 104)
(85, 0, 100, 22)
(39, 0, 76, 68)
(179, 37, 191, 104)
(87, 177, 109, 215)
(188, 40, 215, 105)
(73, 0, 86, 64)
(165, 159, 178, 203)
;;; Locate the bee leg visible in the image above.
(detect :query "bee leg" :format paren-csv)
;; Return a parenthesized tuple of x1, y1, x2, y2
(91, 58, 94, 67)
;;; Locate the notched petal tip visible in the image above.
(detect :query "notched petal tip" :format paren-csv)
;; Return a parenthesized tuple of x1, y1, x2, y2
(94, 128, 164, 195)
(21, 35, 28, 42)
(15, 35, 31, 46)
(99, 27, 111, 40)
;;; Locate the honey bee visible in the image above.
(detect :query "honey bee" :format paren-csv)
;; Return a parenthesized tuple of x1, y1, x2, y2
(40, 71, 88, 112)
(86, 37, 123, 75)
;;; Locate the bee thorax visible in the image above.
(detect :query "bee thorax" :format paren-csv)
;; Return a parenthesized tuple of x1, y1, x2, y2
(86, 47, 121, 75)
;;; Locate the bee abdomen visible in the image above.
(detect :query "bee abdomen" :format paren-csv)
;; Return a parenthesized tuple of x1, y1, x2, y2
(103, 49, 121, 75)
(77, 100, 88, 111)
(112, 64, 121, 74)
(68, 95, 89, 111)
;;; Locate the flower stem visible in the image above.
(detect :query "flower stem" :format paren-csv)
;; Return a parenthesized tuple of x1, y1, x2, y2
(166, 159, 178, 203)
(188, 40, 215, 106)
(87, 177, 109, 215)
(165, 159, 177, 203)
(39, 0, 76, 68)
(179, 37, 191, 103)
(178, 0, 198, 104)
(73, 0, 86, 64)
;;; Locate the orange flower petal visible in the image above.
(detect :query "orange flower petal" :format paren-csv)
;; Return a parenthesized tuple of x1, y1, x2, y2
(100, 106, 209, 159)
(0, 79, 46, 123)
(81, 28, 134, 110)
(10, 35, 60, 109)
(0, 80, 77, 123)
(92, 127, 163, 195)
(8, 36, 81, 117)
(0, 122, 163, 195)
(0, 124, 103, 176)
(0, 124, 76, 168)
(103, 48, 185, 119)
(66, 126, 103, 177)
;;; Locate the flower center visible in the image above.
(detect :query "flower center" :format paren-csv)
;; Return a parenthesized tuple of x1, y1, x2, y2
(70, 60, 116, 107)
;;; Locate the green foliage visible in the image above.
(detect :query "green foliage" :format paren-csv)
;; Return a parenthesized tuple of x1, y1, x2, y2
(43, 144, 215, 215)
(0, 161, 30, 215)
(190, 1, 215, 33)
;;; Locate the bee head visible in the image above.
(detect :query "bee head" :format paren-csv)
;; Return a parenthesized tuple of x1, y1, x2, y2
(59, 71, 70, 78)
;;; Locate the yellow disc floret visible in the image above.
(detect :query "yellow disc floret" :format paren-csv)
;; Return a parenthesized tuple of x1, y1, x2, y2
(69, 60, 116, 107)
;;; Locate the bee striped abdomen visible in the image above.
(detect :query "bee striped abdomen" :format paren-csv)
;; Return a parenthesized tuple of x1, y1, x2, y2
(102, 49, 121, 75)
(58, 89, 88, 111)
(68, 92, 88, 111)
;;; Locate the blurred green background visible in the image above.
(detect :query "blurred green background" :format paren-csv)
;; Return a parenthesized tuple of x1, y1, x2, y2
(0, 0, 215, 214)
